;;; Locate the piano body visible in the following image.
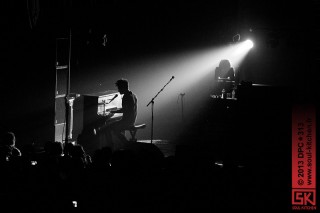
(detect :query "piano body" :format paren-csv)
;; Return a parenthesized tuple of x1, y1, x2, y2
(72, 90, 122, 144)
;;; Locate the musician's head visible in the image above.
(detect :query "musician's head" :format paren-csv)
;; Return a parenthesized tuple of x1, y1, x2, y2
(115, 78, 129, 94)
(2, 131, 16, 147)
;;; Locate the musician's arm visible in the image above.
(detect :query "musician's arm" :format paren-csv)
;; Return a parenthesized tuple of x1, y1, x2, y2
(111, 93, 130, 114)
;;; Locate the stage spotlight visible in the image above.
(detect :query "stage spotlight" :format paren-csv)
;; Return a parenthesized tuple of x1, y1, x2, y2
(231, 39, 254, 57)
(244, 39, 254, 49)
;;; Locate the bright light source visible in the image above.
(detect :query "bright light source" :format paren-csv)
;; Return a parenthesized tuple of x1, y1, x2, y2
(231, 39, 254, 59)
(244, 39, 254, 49)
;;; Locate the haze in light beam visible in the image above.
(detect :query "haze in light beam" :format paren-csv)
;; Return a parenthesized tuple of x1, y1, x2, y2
(74, 42, 253, 140)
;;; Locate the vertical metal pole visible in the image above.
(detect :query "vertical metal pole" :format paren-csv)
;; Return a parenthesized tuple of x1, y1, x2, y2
(151, 101, 154, 144)
(181, 94, 184, 122)
(65, 29, 72, 144)
(55, 39, 58, 142)
(146, 76, 174, 144)
(68, 29, 71, 96)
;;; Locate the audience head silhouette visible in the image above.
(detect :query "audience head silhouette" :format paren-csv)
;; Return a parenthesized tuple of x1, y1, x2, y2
(2, 131, 16, 146)
(0, 131, 22, 159)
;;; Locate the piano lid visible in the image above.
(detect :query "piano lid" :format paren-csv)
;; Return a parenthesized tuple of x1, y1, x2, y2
(84, 90, 118, 97)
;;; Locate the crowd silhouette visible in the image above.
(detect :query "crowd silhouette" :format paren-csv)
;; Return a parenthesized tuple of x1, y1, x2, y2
(0, 129, 289, 213)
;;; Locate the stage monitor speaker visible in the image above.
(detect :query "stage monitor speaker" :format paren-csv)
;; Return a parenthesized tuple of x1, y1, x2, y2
(55, 96, 66, 124)
(55, 37, 69, 96)
(56, 68, 68, 96)
(119, 142, 165, 170)
(54, 37, 71, 143)
(55, 123, 66, 143)
(56, 38, 69, 66)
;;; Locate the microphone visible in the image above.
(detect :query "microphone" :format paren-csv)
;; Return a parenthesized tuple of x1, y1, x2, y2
(171, 76, 175, 80)
(108, 94, 118, 103)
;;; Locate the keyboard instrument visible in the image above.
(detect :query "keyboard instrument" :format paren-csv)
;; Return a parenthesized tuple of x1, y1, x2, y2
(72, 90, 123, 139)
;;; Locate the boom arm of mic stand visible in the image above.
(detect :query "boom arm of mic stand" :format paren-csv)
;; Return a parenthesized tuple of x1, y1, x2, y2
(146, 76, 174, 107)
(146, 76, 174, 144)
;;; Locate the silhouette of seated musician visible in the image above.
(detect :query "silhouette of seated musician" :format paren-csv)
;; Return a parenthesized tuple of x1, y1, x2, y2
(96, 78, 139, 151)
(214, 59, 235, 95)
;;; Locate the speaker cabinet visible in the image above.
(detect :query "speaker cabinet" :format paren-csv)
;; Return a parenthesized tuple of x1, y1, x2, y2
(56, 67, 68, 96)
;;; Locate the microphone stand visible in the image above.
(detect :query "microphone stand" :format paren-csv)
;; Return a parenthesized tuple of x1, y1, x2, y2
(180, 93, 185, 123)
(147, 76, 174, 144)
